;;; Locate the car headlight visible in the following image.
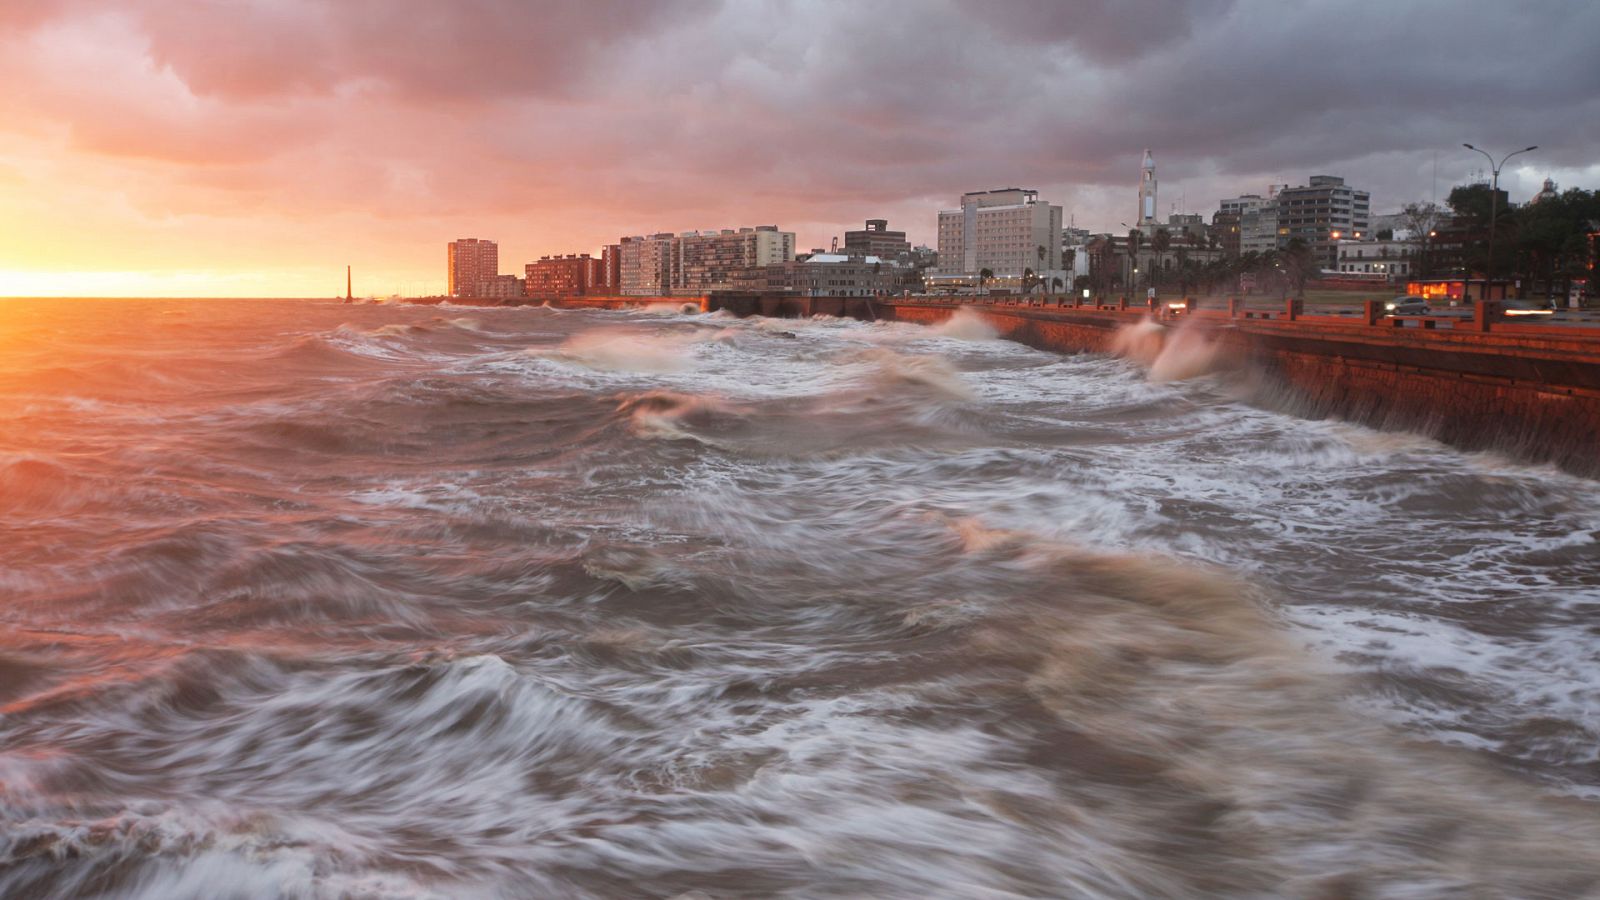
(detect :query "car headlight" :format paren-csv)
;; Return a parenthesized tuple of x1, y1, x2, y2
(1384, 302, 1396, 311)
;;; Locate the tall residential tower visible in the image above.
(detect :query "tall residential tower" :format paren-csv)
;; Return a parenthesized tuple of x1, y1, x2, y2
(447, 238, 498, 297)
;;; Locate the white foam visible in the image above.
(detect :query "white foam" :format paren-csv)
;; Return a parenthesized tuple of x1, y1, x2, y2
(929, 308, 999, 341)
(545, 328, 699, 374)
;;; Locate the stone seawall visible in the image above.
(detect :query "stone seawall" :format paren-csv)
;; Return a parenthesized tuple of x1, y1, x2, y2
(875, 300, 1600, 477)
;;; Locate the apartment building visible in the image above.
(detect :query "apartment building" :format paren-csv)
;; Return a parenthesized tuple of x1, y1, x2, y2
(475, 274, 523, 299)
(1276, 175, 1371, 268)
(673, 226, 795, 295)
(619, 233, 676, 295)
(731, 253, 901, 297)
(599, 244, 623, 293)
(447, 238, 498, 297)
(1214, 193, 1282, 257)
(525, 254, 603, 297)
(936, 189, 1063, 276)
(618, 226, 796, 295)
(1336, 239, 1416, 280)
(843, 219, 911, 259)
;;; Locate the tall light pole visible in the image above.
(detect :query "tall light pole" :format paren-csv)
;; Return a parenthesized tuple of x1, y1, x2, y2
(1462, 143, 1537, 294)
(1121, 222, 1138, 291)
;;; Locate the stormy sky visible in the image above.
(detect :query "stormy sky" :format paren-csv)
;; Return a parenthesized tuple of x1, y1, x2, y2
(2, 0, 1596, 295)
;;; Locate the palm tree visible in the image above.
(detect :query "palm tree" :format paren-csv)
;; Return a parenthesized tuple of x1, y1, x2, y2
(1051, 275, 1064, 293)
(1176, 255, 1204, 297)
(1281, 238, 1316, 298)
(1126, 229, 1143, 288)
(1151, 228, 1172, 290)
(978, 267, 994, 294)
(1022, 267, 1037, 294)
(1036, 244, 1047, 283)
(1232, 251, 1261, 296)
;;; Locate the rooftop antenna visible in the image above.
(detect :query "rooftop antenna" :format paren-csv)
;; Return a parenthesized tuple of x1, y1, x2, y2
(1431, 151, 1438, 204)
(346, 265, 352, 302)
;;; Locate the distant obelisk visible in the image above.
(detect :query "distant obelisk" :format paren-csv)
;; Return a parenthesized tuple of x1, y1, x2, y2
(346, 265, 353, 302)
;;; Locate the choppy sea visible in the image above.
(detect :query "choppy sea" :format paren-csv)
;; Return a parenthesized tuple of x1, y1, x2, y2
(2, 298, 1598, 898)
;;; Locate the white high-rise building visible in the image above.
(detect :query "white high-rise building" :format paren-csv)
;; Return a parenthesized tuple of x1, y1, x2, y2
(619, 233, 675, 295)
(936, 189, 1063, 277)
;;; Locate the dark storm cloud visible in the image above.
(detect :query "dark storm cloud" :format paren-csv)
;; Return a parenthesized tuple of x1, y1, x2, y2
(961, 0, 1237, 63)
(2, 0, 1596, 253)
(131, 0, 724, 101)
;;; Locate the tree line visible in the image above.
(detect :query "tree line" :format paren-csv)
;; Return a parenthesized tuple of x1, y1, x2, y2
(1436, 183, 1600, 297)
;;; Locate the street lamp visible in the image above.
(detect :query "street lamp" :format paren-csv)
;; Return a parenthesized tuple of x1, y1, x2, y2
(1120, 222, 1133, 291)
(1462, 143, 1537, 293)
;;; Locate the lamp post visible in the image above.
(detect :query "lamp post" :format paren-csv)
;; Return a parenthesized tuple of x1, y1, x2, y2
(1121, 222, 1139, 291)
(1462, 143, 1537, 295)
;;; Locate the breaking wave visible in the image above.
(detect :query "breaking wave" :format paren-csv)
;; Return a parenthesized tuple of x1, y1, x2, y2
(1111, 317, 1228, 382)
(545, 328, 699, 373)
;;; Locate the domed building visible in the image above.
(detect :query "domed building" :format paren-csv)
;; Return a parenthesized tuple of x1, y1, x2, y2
(1530, 176, 1559, 204)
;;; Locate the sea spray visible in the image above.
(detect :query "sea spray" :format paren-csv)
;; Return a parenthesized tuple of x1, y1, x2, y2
(1110, 316, 1227, 381)
(639, 301, 703, 316)
(1109, 317, 1167, 368)
(931, 307, 1000, 341)
(1148, 321, 1225, 382)
(545, 327, 699, 373)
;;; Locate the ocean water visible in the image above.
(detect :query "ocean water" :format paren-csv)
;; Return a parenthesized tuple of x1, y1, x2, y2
(1, 297, 1598, 898)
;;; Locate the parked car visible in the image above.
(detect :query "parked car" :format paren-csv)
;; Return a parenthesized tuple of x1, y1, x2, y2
(1384, 295, 1430, 315)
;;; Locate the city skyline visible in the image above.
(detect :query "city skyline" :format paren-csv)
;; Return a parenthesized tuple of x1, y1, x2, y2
(1, 0, 1596, 297)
